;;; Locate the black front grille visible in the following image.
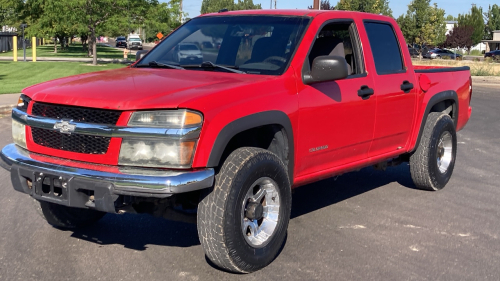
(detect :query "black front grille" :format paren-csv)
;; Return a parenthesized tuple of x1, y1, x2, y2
(32, 102, 121, 125)
(32, 127, 110, 154)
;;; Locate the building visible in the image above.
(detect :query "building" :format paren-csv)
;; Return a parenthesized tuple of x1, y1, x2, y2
(482, 30, 500, 52)
(445, 21, 457, 36)
(2, 26, 17, 32)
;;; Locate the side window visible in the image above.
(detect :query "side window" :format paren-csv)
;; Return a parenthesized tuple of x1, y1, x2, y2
(364, 22, 404, 75)
(308, 21, 364, 75)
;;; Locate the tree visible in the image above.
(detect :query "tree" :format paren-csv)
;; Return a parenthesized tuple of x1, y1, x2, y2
(22, 0, 78, 53)
(64, 0, 130, 65)
(336, 0, 392, 17)
(307, 0, 335, 10)
(445, 15, 456, 21)
(0, 0, 23, 28)
(484, 4, 500, 40)
(444, 24, 473, 51)
(200, 0, 261, 14)
(396, 0, 446, 59)
(458, 5, 484, 49)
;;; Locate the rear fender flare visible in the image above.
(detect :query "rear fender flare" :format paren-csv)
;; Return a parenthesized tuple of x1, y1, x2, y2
(412, 90, 459, 152)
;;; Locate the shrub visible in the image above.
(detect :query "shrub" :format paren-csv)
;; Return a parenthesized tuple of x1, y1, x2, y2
(470, 64, 499, 76)
(469, 50, 483, 56)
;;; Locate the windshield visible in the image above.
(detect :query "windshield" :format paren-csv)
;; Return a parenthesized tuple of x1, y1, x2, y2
(180, 44, 199, 51)
(130, 38, 141, 42)
(138, 15, 310, 75)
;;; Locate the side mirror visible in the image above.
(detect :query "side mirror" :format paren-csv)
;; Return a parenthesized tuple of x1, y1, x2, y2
(135, 50, 148, 61)
(303, 56, 349, 84)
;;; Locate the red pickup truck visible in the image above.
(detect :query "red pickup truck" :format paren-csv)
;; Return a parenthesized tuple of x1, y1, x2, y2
(1, 10, 471, 273)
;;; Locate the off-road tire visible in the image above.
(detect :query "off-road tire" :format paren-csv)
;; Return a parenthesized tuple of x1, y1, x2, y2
(410, 112, 457, 191)
(35, 200, 106, 229)
(197, 147, 291, 273)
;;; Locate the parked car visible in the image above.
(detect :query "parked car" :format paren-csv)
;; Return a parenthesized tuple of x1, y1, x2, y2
(127, 34, 143, 50)
(201, 41, 213, 49)
(173, 43, 203, 64)
(424, 48, 462, 59)
(115, 36, 127, 48)
(1, 10, 472, 274)
(484, 50, 500, 60)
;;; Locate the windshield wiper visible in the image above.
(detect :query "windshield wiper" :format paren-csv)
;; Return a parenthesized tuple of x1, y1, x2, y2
(199, 61, 246, 74)
(136, 61, 185, 70)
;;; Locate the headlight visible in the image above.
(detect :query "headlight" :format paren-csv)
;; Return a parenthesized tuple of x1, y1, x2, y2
(128, 110, 202, 128)
(12, 119, 27, 149)
(119, 110, 203, 168)
(119, 139, 195, 168)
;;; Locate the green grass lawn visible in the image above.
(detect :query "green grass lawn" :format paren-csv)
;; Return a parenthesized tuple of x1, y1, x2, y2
(0, 42, 128, 59)
(0, 61, 127, 94)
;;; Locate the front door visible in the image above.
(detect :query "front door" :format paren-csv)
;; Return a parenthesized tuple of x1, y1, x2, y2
(296, 20, 376, 178)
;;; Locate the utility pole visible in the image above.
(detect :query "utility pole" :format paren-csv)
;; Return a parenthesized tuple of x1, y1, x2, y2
(274, 0, 277, 9)
(270, 0, 272, 9)
(313, 0, 320, 10)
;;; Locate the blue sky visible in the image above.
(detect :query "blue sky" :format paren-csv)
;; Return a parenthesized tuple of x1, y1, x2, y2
(179, 0, 494, 19)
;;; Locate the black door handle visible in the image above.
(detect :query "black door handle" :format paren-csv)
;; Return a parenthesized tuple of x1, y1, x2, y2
(358, 85, 374, 100)
(401, 81, 414, 93)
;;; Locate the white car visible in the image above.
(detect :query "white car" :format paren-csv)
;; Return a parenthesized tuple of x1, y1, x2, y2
(127, 35, 143, 50)
(174, 43, 203, 64)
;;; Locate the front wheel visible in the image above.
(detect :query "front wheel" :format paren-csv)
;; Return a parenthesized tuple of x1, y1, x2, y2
(197, 147, 291, 273)
(409, 112, 457, 191)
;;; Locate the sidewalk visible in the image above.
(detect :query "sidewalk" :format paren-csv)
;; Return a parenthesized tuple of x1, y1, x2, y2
(0, 56, 134, 63)
(0, 93, 20, 115)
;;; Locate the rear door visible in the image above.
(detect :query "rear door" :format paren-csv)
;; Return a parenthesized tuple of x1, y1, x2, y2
(363, 21, 417, 157)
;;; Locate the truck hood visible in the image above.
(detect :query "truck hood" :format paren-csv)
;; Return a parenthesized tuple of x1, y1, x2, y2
(23, 67, 272, 110)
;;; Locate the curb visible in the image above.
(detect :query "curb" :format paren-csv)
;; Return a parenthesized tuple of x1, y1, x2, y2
(0, 105, 14, 115)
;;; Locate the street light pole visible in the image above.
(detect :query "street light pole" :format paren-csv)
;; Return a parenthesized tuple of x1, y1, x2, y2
(20, 23, 27, 62)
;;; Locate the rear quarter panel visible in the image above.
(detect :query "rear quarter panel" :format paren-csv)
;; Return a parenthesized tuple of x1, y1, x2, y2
(409, 66, 471, 151)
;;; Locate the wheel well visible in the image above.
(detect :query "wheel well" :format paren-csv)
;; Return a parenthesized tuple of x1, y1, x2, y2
(430, 99, 455, 121)
(218, 125, 289, 169)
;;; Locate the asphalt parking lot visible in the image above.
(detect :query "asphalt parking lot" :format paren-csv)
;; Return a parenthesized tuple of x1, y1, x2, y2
(0, 85, 498, 280)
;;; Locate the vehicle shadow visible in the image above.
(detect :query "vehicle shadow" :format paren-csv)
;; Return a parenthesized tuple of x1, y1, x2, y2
(291, 164, 416, 219)
(67, 164, 416, 251)
(69, 213, 200, 250)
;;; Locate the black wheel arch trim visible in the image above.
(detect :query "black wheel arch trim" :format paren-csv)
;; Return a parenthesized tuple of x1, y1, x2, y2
(206, 110, 294, 181)
(412, 90, 459, 152)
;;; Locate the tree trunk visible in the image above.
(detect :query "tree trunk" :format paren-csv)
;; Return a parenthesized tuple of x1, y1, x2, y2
(88, 36, 93, 57)
(91, 28, 97, 65)
(58, 35, 64, 50)
(54, 36, 57, 53)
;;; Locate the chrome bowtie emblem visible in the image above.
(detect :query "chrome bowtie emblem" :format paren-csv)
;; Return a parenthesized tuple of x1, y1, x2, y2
(54, 120, 76, 134)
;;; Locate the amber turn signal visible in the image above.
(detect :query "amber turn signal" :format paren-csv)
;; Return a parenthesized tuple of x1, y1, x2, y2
(184, 112, 203, 126)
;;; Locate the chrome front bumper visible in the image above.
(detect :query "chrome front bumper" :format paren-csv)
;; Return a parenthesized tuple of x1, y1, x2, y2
(1, 144, 214, 211)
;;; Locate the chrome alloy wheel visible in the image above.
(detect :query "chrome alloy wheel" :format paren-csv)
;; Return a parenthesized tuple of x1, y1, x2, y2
(437, 131, 453, 173)
(241, 177, 281, 248)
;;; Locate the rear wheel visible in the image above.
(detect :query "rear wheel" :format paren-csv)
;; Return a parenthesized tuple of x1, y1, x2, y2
(35, 200, 106, 229)
(409, 112, 457, 191)
(197, 147, 291, 273)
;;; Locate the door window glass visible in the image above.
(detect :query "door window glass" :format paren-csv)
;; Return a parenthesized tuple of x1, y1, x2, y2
(364, 22, 404, 75)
